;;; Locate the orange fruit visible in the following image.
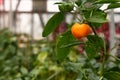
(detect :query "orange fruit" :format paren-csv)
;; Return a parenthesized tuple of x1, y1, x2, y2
(71, 23, 91, 39)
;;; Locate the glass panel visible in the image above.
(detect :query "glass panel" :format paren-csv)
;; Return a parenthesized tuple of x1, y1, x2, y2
(18, 0, 32, 11)
(47, 0, 62, 12)
(4, 0, 32, 11)
(5, 0, 18, 11)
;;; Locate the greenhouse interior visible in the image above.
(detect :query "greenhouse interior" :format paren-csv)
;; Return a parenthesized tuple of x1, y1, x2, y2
(0, 0, 120, 80)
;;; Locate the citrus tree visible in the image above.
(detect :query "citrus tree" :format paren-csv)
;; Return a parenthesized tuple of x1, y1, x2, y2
(42, 0, 120, 80)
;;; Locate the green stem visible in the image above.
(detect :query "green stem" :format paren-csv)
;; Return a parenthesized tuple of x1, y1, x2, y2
(89, 23, 98, 36)
(109, 54, 120, 62)
(90, 10, 93, 18)
(47, 71, 60, 80)
(100, 54, 106, 79)
(99, 76, 103, 80)
(99, 38, 107, 80)
(76, 16, 82, 22)
(91, 26, 98, 35)
(60, 41, 84, 48)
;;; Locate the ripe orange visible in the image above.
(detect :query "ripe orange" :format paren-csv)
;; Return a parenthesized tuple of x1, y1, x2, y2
(71, 23, 91, 39)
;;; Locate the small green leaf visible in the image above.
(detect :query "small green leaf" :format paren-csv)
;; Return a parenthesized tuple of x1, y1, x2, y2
(56, 31, 76, 61)
(88, 16, 108, 23)
(108, 67, 120, 72)
(87, 35, 104, 49)
(88, 10, 107, 23)
(107, 3, 120, 9)
(85, 41, 98, 59)
(63, 62, 82, 72)
(37, 52, 48, 63)
(20, 66, 28, 75)
(42, 12, 64, 37)
(54, 2, 64, 4)
(94, 0, 120, 4)
(90, 23, 103, 28)
(75, 0, 87, 6)
(58, 2, 74, 12)
(85, 35, 104, 59)
(104, 71, 120, 80)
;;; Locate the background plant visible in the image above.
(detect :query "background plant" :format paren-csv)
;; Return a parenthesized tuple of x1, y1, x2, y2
(0, 29, 83, 80)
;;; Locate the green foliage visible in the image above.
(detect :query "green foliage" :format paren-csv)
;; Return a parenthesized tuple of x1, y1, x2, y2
(87, 10, 107, 23)
(104, 71, 120, 80)
(75, 0, 87, 6)
(94, 0, 120, 4)
(56, 31, 76, 61)
(42, 12, 64, 37)
(85, 35, 104, 59)
(107, 3, 120, 9)
(1, 29, 120, 80)
(0, 29, 42, 80)
(58, 2, 74, 12)
(42, 0, 120, 79)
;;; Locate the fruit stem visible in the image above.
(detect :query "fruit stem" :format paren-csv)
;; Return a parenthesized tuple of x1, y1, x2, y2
(91, 25, 98, 36)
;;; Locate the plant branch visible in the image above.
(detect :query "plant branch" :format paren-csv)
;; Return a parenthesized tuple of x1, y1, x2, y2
(47, 71, 60, 80)
(91, 25, 98, 35)
(60, 41, 84, 48)
(99, 38, 107, 80)
(89, 23, 98, 36)
(108, 43, 118, 53)
(108, 54, 120, 62)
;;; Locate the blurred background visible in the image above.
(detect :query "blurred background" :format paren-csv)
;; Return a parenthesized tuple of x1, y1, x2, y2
(0, 0, 120, 80)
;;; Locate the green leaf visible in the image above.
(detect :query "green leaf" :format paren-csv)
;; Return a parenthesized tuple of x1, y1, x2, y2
(90, 23, 103, 28)
(85, 41, 98, 59)
(20, 66, 28, 75)
(88, 10, 107, 23)
(75, 0, 87, 6)
(94, 0, 120, 4)
(56, 31, 76, 61)
(88, 16, 107, 23)
(54, 2, 64, 4)
(107, 3, 120, 9)
(42, 12, 64, 37)
(58, 2, 74, 12)
(85, 35, 104, 59)
(108, 67, 120, 72)
(87, 35, 104, 49)
(63, 62, 82, 72)
(104, 71, 120, 80)
(37, 52, 48, 63)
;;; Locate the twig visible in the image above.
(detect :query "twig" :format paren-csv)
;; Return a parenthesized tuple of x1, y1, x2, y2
(109, 54, 120, 62)
(47, 71, 60, 80)
(99, 38, 107, 80)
